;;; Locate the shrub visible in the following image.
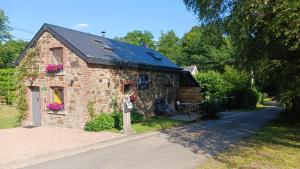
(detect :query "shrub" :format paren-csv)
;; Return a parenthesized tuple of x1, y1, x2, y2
(0, 68, 16, 104)
(111, 110, 144, 129)
(201, 100, 221, 120)
(84, 113, 114, 132)
(194, 70, 226, 98)
(112, 112, 123, 129)
(87, 100, 96, 118)
(131, 109, 144, 123)
(233, 88, 260, 109)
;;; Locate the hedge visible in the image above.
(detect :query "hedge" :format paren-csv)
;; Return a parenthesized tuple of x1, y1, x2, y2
(0, 68, 16, 104)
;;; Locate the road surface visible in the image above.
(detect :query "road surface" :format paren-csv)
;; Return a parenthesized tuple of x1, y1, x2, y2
(23, 107, 281, 169)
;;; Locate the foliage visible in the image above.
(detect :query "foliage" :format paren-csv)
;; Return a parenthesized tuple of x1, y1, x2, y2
(131, 108, 144, 123)
(0, 40, 27, 68)
(87, 100, 96, 119)
(157, 30, 182, 64)
(15, 48, 40, 122)
(183, 0, 300, 115)
(0, 9, 11, 42)
(84, 113, 115, 132)
(195, 66, 259, 109)
(181, 23, 235, 71)
(201, 100, 222, 120)
(199, 114, 300, 169)
(0, 105, 20, 129)
(0, 68, 16, 104)
(115, 30, 156, 49)
(111, 110, 144, 129)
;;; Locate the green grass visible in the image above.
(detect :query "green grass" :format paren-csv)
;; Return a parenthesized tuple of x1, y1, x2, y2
(132, 116, 185, 134)
(199, 115, 300, 169)
(0, 105, 20, 129)
(107, 116, 185, 134)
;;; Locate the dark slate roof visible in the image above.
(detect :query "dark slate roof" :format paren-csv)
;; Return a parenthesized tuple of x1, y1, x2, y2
(17, 23, 181, 71)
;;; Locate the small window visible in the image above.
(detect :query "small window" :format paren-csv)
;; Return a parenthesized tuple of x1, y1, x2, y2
(52, 87, 64, 104)
(51, 47, 63, 64)
(147, 51, 162, 60)
(95, 40, 113, 51)
(138, 75, 149, 90)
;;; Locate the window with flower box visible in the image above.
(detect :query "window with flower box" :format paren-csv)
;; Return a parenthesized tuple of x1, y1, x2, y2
(47, 87, 64, 111)
(46, 47, 64, 73)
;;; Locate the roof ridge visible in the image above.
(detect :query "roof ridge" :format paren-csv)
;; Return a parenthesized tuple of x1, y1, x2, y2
(44, 23, 158, 52)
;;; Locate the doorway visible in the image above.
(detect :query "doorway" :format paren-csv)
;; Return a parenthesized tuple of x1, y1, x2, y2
(31, 87, 41, 126)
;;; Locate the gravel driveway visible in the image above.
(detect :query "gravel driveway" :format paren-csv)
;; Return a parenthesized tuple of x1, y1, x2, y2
(0, 127, 123, 165)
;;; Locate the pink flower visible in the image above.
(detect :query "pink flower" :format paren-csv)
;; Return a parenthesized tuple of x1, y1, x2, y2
(47, 103, 64, 111)
(45, 64, 63, 73)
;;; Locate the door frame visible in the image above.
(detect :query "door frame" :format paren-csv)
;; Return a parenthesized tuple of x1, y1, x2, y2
(31, 86, 41, 126)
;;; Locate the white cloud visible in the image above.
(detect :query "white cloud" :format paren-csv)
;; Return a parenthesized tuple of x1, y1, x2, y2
(73, 23, 90, 29)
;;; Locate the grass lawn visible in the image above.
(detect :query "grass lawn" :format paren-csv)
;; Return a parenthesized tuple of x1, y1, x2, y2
(199, 115, 300, 169)
(132, 116, 185, 134)
(0, 105, 20, 129)
(107, 116, 185, 134)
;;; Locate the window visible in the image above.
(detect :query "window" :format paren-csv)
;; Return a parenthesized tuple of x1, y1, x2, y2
(138, 75, 149, 90)
(52, 87, 64, 104)
(51, 47, 63, 64)
(95, 40, 113, 51)
(146, 51, 162, 60)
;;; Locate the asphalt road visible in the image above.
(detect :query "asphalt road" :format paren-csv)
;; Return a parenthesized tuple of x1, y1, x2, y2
(23, 107, 281, 169)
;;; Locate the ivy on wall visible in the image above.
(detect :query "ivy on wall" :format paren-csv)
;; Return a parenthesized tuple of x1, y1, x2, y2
(15, 47, 40, 122)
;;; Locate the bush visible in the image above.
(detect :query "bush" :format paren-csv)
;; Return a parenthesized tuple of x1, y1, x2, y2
(131, 109, 144, 123)
(0, 68, 16, 104)
(112, 112, 123, 129)
(84, 113, 114, 132)
(111, 110, 144, 129)
(194, 70, 226, 98)
(201, 100, 222, 120)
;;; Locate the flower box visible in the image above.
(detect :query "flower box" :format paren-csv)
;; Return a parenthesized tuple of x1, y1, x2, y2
(47, 103, 64, 111)
(45, 64, 63, 73)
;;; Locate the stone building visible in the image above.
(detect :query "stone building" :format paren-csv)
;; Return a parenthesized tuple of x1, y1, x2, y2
(16, 24, 181, 128)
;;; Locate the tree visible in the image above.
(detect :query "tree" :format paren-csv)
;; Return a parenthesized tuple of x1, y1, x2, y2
(0, 9, 11, 42)
(183, 0, 300, 115)
(115, 30, 156, 49)
(0, 40, 27, 68)
(157, 30, 182, 64)
(181, 23, 235, 71)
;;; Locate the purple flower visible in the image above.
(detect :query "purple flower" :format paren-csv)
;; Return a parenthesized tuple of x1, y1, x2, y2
(47, 103, 64, 111)
(45, 64, 63, 73)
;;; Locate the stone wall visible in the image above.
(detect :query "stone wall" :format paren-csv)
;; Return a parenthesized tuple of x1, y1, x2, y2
(87, 65, 179, 116)
(23, 31, 179, 129)
(23, 31, 90, 128)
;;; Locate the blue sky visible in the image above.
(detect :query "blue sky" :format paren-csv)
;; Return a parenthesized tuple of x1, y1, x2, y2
(0, 0, 199, 41)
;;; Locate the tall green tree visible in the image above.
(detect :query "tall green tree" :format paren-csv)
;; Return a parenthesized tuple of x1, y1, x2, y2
(0, 9, 11, 42)
(181, 23, 235, 71)
(115, 30, 156, 49)
(183, 0, 300, 115)
(157, 30, 182, 64)
(0, 40, 27, 68)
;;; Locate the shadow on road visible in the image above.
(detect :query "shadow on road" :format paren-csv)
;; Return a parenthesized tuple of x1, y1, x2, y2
(161, 107, 282, 156)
